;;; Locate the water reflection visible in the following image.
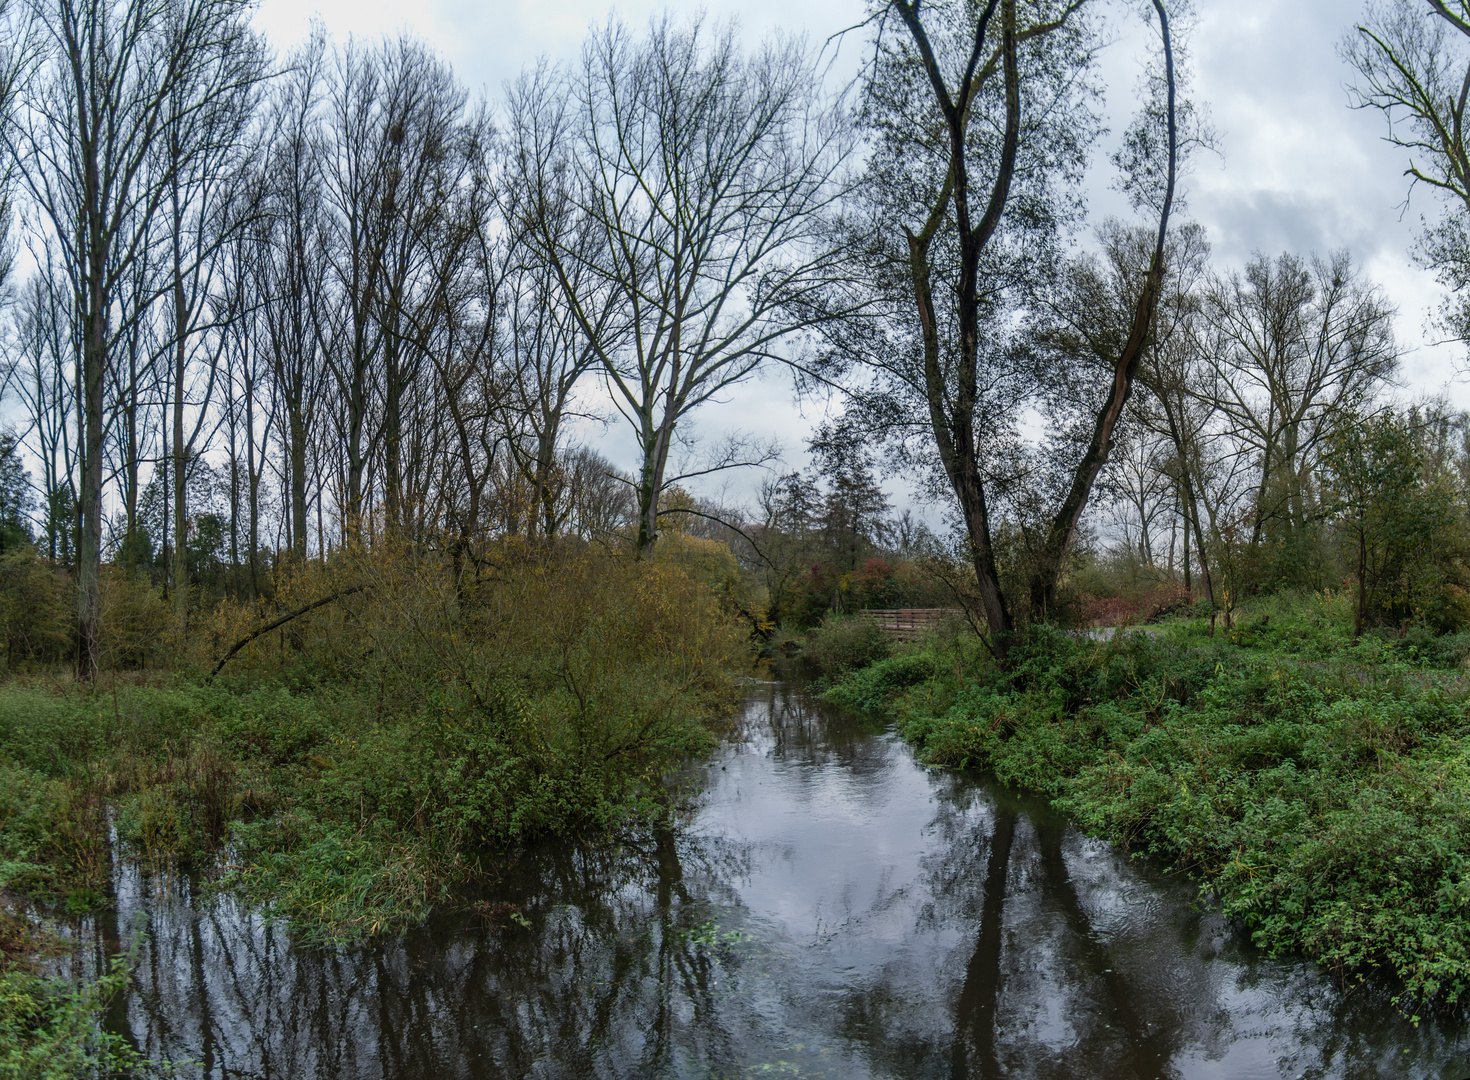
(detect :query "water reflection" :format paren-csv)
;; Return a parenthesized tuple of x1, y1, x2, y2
(77, 678, 1467, 1078)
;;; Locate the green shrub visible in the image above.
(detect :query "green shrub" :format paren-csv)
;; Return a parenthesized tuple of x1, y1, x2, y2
(1, 542, 751, 943)
(0, 761, 107, 900)
(823, 652, 936, 713)
(825, 621, 1470, 1009)
(222, 815, 437, 943)
(99, 569, 173, 669)
(215, 687, 331, 765)
(0, 956, 143, 1080)
(802, 616, 893, 675)
(0, 551, 71, 668)
(0, 692, 103, 776)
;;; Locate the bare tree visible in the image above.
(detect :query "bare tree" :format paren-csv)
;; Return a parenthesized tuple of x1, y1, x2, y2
(551, 16, 853, 558)
(216, 215, 276, 595)
(103, 228, 162, 569)
(559, 446, 633, 543)
(157, 11, 267, 624)
(415, 118, 504, 557)
(315, 36, 481, 540)
(0, 0, 38, 295)
(8, 0, 265, 678)
(255, 36, 331, 559)
(1046, 219, 1220, 608)
(1345, 2, 1470, 349)
(497, 63, 613, 539)
(1198, 250, 1398, 565)
(7, 254, 77, 561)
(1103, 428, 1172, 569)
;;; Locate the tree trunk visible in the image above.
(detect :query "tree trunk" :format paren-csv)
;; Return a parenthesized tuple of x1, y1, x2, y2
(1355, 526, 1366, 638)
(172, 289, 189, 631)
(383, 328, 403, 533)
(228, 440, 239, 578)
(290, 406, 308, 559)
(536, 429, 559, 539)
(246, 387, 260, 598)
(635, 409, 675, 559)
(894, 0, 1020, 645)
(78, 282, 106, 682)
(1027, 0, 1178, 622)
(1186, 483, 1215, 635)
(1180, 495, 1190, 591)
(122, 340, 142, 571)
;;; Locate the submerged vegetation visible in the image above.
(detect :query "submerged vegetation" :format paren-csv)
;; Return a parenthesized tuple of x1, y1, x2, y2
(825, 598, 1470, 1013)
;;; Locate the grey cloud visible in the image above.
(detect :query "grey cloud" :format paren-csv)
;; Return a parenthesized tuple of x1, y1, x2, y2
(1195, 187, 1382, 265)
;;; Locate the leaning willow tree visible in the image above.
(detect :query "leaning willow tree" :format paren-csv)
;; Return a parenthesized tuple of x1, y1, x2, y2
(811, 0, 1185, 647)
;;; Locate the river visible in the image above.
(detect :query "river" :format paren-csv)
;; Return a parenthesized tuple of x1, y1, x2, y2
(65, 676, 1470, 1078)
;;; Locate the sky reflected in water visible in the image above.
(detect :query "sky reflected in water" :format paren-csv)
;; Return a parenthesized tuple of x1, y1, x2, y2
(63, 677, 1470, 1079)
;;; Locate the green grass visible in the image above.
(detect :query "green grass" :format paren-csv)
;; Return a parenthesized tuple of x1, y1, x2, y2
(825, 606, 1470, 1013)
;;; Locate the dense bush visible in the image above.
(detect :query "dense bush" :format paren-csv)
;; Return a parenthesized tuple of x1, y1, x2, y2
(822, 651, 937, 712)
(825, 619, 1470, 1011)
(0, 542, 750, 941)
(0, 551, 71, 668)
(0, 948, 140, 1079)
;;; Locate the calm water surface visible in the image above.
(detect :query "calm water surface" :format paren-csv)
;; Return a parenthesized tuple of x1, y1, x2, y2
(67, 678, 1470, 1078)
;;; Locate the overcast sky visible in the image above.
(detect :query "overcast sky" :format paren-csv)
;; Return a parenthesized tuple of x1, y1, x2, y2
(247, 0, 1470, 507)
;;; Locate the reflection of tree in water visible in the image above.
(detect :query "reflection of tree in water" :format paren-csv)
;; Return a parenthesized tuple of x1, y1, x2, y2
(828, 779, 1192, 1079)
(97, 808, 777, 1077)
(90, 682, 1468, 1079)
(828, 773, 1464, 1080)
(757, 675, 889, 769)
(978, 810, 1178, 1080)
(462, 826, 755, 1077)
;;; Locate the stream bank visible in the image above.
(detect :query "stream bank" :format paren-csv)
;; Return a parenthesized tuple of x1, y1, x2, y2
(57, 676, 1469, 1078)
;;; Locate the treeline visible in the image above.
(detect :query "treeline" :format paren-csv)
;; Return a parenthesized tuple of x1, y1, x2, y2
(0, 0, 1465, 674)
(1041, 232, 1470, 636)
(0, 0, 866, 676)
(0, 0, 1188, 677)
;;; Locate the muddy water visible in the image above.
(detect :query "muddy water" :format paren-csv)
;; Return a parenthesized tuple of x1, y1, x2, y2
(71, 678, 1469, 1079)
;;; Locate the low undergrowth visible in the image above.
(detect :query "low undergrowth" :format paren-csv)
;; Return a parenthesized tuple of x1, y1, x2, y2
(0, 543, 748, 947)
(0, 909, 144, 1079)
(825, 612, 1470, 1014)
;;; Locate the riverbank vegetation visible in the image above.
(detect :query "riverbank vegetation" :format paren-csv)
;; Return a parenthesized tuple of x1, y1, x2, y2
(1, 540, 747, 936)
(0, 539, 750, 1070)
(824, 605, 1470, 1014)
(0, 911, 137, 1080)
(6, 0, 1470, 1067)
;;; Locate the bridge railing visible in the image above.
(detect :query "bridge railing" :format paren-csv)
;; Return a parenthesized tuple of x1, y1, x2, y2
(856, 608, 964, 641)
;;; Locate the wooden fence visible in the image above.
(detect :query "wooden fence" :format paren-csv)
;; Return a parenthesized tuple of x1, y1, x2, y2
(856, 608, 964, 641)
